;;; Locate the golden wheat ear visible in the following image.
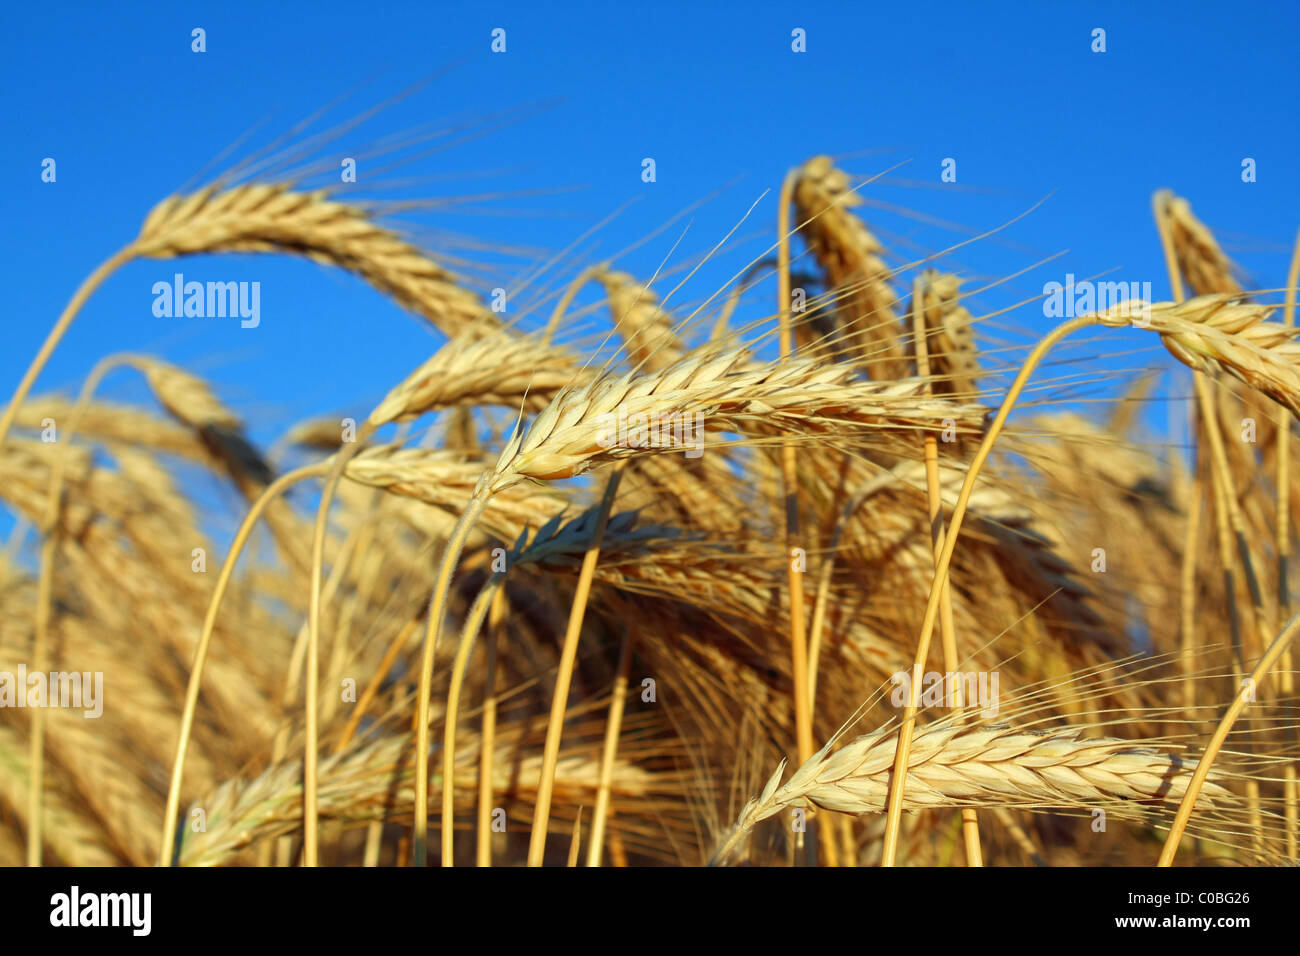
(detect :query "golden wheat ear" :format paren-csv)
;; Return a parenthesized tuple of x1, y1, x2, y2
(791, 155, 905, 376)
(0, 182, 499, 452)
(135, 185, 501, 338)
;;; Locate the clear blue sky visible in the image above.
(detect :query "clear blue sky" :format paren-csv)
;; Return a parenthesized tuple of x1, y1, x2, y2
(3, 1, 1298, 460)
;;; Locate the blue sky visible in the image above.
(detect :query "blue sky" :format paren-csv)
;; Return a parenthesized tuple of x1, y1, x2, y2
(2, 0, 1298, 469)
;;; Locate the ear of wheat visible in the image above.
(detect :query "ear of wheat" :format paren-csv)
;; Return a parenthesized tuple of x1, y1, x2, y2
(136, 185, 500, 338)
(486, 348, 987, 493)
(1161, 192, 1242, 295)
(1100, 295, 1300, 415)
(793, 155, 904, 375)
(911, 270, 980, 397)
(597, 268, 687, 371)
(125, 356, 274, 486)
(367, 329, 579, 426)
(178, 725, 673, 867)
(342, 445, 569, 541)
(716, 719, 1240, 863)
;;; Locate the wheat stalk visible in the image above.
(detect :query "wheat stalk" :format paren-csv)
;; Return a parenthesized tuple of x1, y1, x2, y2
(874, 292, 1300, 865)
(440, 501, 689, 866)
(413, 336, 987, 859)
(1155, 199, 1275, 851)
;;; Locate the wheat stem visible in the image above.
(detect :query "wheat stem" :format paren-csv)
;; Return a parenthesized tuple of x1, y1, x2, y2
(158, 461, 328, 865)
(880, 315, 1094, 864)
(442, 574, 506, 865)
(1180, 492, 1203, 720)
(543, 265, 602, 348)
(304, 423, 376, 866)
(25, 532, 56, 866)
(1158, 610, 1300, 864)
(567, 807, 584, 866)
(476, 586, 505, 867)
(911, 274, 982, 866)
(777, 168, 815, 773)
(1153, 195, 1265, 847)
(588, 629, 634, 866)
(335, 614, 423, 754)
(807, 455, 850, 716)
(414, 491, 488, 866)
(1277, 227, 1300, 859)
(526, 465, 625, 865)
(28, 353, 140, 866)
(0, 248, 134, 451)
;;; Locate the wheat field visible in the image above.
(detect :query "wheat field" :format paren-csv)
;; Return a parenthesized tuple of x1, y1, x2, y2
(3, 112, 1299, 868)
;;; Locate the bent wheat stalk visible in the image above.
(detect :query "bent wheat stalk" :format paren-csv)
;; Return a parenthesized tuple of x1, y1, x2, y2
(303, 423, 376, 866)
(158, 462, 329, 865)
(0, 250, 133, 451)
(476, 587, 506, 867)
(413, 489, 489, 866)
(1279, 228, 1300, 858)
(442, 574, 506, 866)
(322, 328, 580, 865)
(440, 505, 665, 866)
(3, 184, 497, 452)
(878, 313, 1093, 864)
(35, 353, 262, 867)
